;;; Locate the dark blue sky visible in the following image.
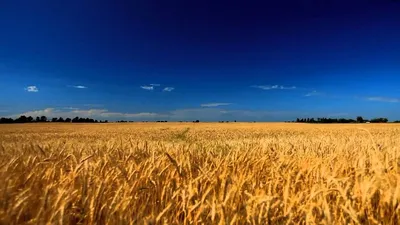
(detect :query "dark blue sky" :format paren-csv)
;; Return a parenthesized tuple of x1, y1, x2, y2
(1, 0, 400, 121)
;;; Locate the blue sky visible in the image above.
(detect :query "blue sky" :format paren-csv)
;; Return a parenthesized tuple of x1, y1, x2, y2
(1, 0, 400, 121)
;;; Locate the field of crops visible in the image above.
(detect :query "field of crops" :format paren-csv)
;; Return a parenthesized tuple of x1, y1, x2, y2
(1, 123, 400, 224)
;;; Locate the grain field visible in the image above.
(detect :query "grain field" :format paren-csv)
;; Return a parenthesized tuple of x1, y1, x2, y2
(1, 123, 400, 224)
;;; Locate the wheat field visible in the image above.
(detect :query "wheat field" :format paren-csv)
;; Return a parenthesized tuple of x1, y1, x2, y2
(1, 123, 400, 224)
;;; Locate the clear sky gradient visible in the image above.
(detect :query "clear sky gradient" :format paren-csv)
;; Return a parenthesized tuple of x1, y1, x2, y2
(1, 0, 400, 121)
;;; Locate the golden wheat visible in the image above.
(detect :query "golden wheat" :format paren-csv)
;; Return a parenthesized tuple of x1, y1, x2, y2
(1, 122, 400, 224)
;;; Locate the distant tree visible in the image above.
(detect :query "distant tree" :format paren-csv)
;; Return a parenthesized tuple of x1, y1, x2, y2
(292, 117, 363, 124)
(0, 117, 14, 123)
(370, 118, 378, 123)
(370, 118, 388, 123)
(104, 120, 108, 123)
(15, 115, 28, 123)
(356, 116, 364, 123)
(0, 115, 98, 123)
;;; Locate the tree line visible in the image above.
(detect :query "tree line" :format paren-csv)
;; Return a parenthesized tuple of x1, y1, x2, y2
(1, 115, 399, 124)
(0, 115, 108, 124)
(291, 116, 390, 123)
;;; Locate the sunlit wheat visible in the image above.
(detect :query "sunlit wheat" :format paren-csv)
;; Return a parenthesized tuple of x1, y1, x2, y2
(1, 123, 400, 224)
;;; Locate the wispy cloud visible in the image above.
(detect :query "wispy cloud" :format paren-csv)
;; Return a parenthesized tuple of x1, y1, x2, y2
(100, 112, 160, 118)
(25, 86, 39, 92)
(163, 87, 175, 92)
(63, 107, 80, 110)
(83, 104, 103, 108)
(201, 103, 232, 107)
(140, 85, 154, 91)
(9, 108, 164, 120)
(69, 85, 87, 89)
(9, 107, 300, 122)
(252, 85, 296, 90)
(168, 108, 299, 121)
(304, 90, 322, 97)
(366, 97, 400, 103)
(150, 84, 160, 87)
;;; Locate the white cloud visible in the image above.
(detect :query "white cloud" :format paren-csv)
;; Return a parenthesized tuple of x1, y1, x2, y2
(9, 107, 300, 122)
(69, 85, 87, 89)
(63, 107, 80, 110)
(9, 108, 164, 120)
(83, 104, 103, 108)
(201, 103, 232, 107)
(25, 86, 39, 92)
(366, 97, 400, 103)
(252, 85, 296, 90)
(101, 112, 160, 118)
(150, 84, 160, 86)
(141, 86, 154, 90)
(167, 108, 299, 121)
(163, 87, 175, 92)
(304, 90, 321, 97)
